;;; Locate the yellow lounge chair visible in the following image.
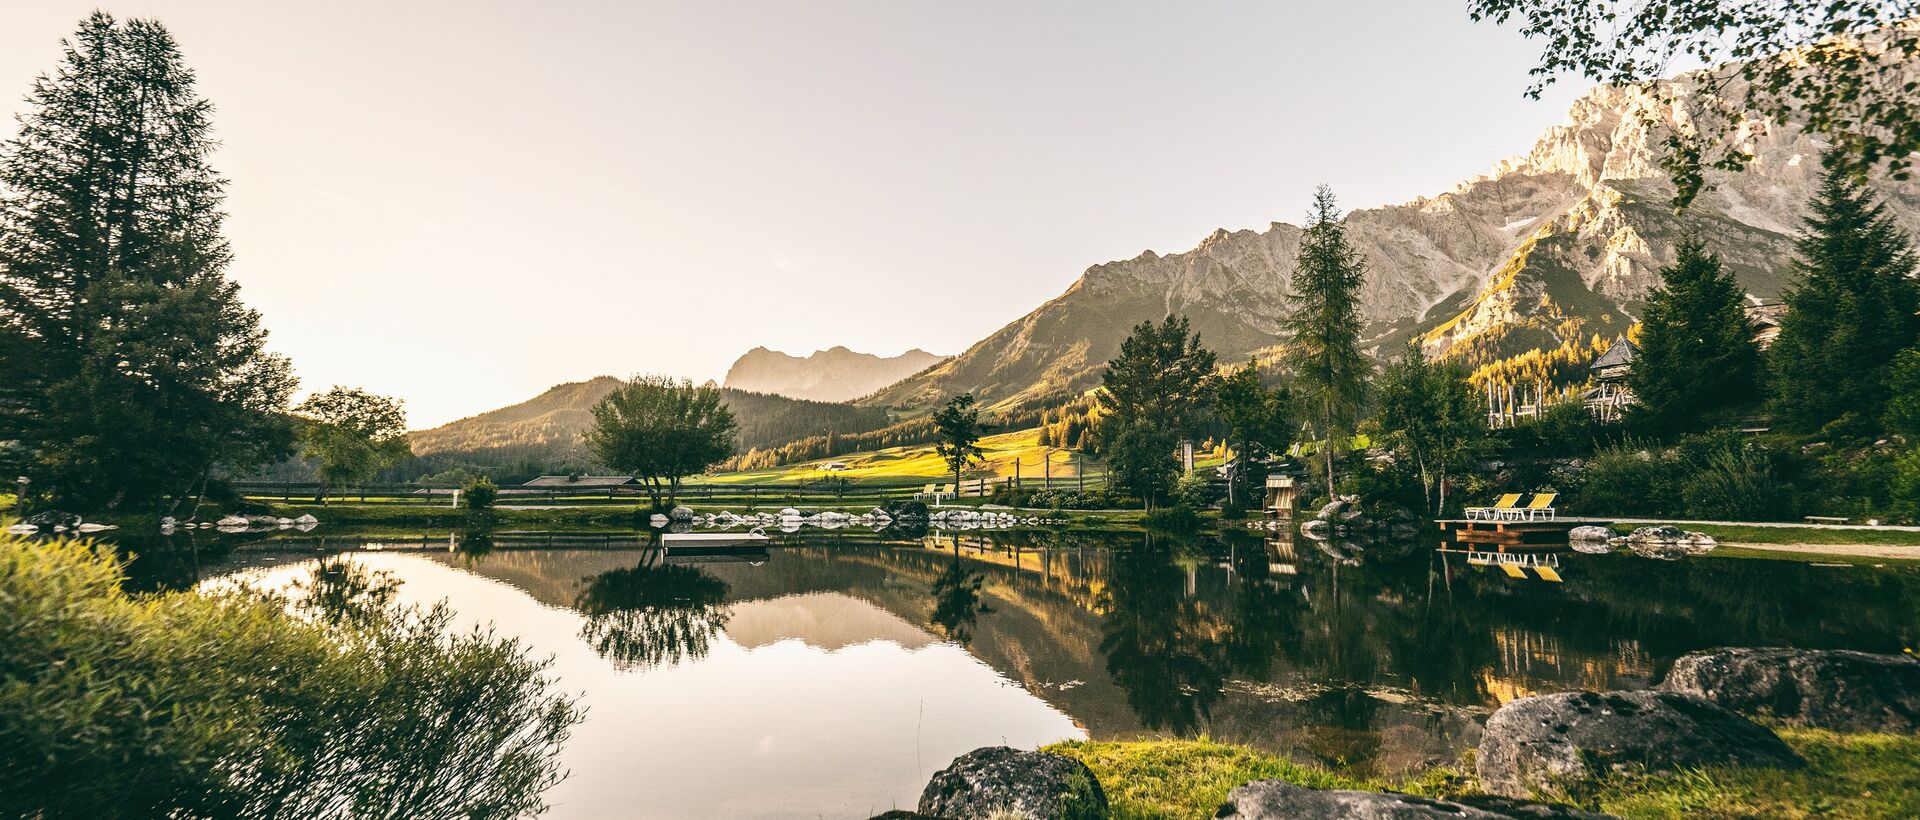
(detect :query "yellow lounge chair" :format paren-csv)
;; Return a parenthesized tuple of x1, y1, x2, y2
(1466, 493, 1522, 520)
(1499, 562, 1527, 578)
(1534, 565, 1564, 583)
(1513, 492, 1558, 521)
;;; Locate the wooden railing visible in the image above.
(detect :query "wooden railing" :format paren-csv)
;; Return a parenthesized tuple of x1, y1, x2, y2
(233, 474, 1103, 506)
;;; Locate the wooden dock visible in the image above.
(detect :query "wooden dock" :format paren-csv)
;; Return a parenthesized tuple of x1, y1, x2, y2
(1436, 519, 1579, 551)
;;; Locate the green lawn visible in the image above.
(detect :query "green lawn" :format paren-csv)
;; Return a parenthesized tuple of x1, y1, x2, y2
(1685, 524, 1920, 547)
(1049, 729, 1920, 819)
(692, 427, 1122, 487)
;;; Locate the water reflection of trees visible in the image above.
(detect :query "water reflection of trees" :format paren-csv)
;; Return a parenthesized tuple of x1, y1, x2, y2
(1098, 533, 1232, 734)
(930, 557, 992, 645)
(574, 555, 732, 671)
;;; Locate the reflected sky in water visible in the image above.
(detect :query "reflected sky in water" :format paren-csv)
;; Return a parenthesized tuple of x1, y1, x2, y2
(190, 529, 1920, 819)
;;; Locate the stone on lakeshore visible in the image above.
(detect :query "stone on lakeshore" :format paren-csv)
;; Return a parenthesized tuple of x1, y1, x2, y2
(1660, 647, 1920, 734)
(22, 511, 82, 530)
(668, 505, 695, 520)
(1567, 525, 1612, 542)
(916, 746, 1106, 820)
(1215, 780, 1616, 818)
(1476, 690, 1801, 800)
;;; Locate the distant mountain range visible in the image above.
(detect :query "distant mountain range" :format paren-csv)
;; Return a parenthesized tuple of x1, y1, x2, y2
(407, 72, 1920, 473)
(723, 346, 946, 403)
(405, 376, 891, 472)
(860, 77, 1920, 414)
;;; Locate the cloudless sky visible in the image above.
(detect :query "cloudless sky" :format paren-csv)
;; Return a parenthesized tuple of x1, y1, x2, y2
(0, 1, 1583, 428)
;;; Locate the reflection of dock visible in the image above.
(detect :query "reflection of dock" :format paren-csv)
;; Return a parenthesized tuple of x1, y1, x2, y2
(1436, 519, 1578, 550)
(1438, 548, 1564, 582)
(662, 544, 770, 565)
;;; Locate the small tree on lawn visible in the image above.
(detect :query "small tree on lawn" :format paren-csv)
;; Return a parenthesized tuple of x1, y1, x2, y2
(933, 394, 985, 498)
(587, 376, 738, 508)
(293, 387, 411, 503)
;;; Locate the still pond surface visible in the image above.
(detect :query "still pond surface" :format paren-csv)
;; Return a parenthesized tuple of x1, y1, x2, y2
(126, 528, 1920, 819)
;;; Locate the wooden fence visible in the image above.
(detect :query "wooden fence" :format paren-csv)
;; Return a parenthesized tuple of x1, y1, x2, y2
(232, 475, 1102, 506)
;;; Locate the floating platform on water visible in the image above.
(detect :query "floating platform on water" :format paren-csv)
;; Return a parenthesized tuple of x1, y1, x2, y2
(1436, 519, 1580, 550)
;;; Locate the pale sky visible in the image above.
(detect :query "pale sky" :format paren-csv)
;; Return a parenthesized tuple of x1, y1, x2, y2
(1, 1, 1582, 428)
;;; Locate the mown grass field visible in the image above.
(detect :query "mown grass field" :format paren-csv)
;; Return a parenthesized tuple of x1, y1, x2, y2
(699, 427, 1143, 487)
(1050, 729, 1920, 819)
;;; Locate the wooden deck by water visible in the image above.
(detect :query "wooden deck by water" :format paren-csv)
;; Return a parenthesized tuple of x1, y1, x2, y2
(1436, 519, 1580, 550)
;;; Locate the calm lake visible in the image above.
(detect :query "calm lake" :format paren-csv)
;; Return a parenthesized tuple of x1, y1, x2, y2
(120, 528, 1920, 819)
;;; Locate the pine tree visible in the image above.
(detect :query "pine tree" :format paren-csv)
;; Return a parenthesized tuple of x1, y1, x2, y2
(1097, 315, 1218, 508)
(1768, 157, 1920, 437)
(0, 13, 296, 509)
(1626, 237, 1762, 435)
(1281, 185, 1369, 496)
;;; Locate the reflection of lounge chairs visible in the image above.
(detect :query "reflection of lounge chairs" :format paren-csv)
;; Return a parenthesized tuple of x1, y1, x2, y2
(1512, 493, 1558, 521)
(1466, 493, 1522, 520)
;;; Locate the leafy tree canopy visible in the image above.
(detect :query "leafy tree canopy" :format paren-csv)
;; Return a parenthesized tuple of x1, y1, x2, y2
(293, 386, 411, 492)
(586, 375, 738, 506)
(932, 393, 986, 488)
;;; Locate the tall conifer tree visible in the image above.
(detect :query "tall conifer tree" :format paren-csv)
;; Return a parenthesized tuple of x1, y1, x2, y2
(1627, 237, 1761, 434)
(1281, 186, 1368, 496)
(1768, 157, 1920, 436)
(0, 13, 295, 508)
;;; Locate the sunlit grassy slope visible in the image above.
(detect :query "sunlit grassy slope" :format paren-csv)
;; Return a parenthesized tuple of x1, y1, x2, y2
(692, 426, 1229, 487)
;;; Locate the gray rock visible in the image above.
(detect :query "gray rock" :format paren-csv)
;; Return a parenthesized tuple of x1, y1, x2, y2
(917, 746, 1106, 820)
(22, 511, 81, 530)
(1215, 780, 1615, 818)
(1660, 647, 1920, 733)
(1567, 525, 1613, 542)
(1477, 690, 1802, 799)
(668, 505, 696, 520)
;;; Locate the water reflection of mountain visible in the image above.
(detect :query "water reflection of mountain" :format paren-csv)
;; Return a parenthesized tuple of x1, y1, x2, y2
(402, 532, 1919, 777)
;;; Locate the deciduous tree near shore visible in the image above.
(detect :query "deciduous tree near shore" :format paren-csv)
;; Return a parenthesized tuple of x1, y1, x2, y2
(586, 376, 738, 507)
(294, 387, 411, 502)
(0, 12, 295, 510)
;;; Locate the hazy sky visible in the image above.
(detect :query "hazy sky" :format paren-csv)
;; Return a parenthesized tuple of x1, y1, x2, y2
(1, 1, 1583, 428)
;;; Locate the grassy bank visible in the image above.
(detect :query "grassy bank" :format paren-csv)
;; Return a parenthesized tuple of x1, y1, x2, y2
(1047, 730, 1920, 819)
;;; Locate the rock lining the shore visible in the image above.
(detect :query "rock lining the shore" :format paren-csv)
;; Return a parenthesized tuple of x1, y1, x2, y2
(1661, 647, 1920, 734)
(916, 746, 1106, 820)
(1216, 780, 1617, 818)
(1476, 690, 1802, 800)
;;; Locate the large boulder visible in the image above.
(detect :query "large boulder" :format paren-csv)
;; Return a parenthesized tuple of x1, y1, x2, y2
(1567, 525, 1613, 543)
(668, 505, 696, 520)
(1215, 780, 1615, 818)
(916, 747, 1106, 820)
(1660, 647, 1920, 734)
(1477, 690, 1802, 799)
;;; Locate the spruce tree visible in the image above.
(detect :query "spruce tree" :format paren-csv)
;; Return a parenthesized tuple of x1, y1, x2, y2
(1627, 237, 1762, 435)
(1768, 157, 1920, 437)
(1281, 185, 1369, 496)
(0, 13, 296, 509)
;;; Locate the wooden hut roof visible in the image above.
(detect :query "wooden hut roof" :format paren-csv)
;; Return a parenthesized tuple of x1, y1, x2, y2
(1589, 335, 1637, 371)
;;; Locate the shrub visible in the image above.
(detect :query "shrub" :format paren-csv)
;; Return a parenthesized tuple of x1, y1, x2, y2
(0, 536, 579, 818)
(1574, 441, 1675, 516)
(462, 475, 498, 510)
(1172, 473, 1214, 509)
(1679, 442, 1799, 521)
(1142, 504, 1203, 532)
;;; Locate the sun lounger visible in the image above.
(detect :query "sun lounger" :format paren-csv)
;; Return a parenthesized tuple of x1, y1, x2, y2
(1508, 492, 1558, 521)
(1466, 493, 1522, 520)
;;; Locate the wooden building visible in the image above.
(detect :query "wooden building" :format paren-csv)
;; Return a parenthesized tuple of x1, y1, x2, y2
(1581, 335, 1636, 422)
(1264, 474, 1300, 519)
